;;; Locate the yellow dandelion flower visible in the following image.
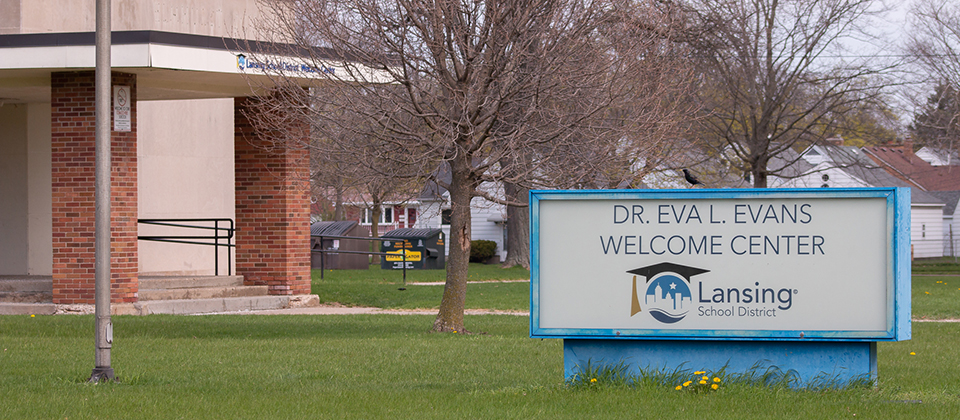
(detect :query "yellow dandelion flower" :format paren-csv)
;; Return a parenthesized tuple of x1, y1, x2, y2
(702, 376, 709, 380)
(713, 377, 721, 383)
(590, 378, 597, 383)
(675, 385, 682, 390)
(694, 371, 705, 375)
(30, 314, 35, 318)
(910, 352, 916, 355)
(683, 381, 692, 387)
(699, 380, 707, 385)
(711, 384, 719, 390)
(925, 292, 930, 295)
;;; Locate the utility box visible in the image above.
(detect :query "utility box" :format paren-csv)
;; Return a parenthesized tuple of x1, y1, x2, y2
(380, 228, 446, 270)
(310, 221, 370, 270)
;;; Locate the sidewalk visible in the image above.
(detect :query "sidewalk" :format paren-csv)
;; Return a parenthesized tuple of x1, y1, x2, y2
(220, 304, 529, 316)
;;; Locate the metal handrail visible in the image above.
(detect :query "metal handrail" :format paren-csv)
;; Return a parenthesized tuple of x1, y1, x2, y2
(312, 234, 408, 287)
(138, 218, 235, 276)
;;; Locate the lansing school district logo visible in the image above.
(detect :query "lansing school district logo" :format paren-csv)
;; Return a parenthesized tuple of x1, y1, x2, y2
(628, 262, 709, 324)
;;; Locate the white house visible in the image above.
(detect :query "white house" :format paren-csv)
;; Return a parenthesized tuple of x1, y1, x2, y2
(770, 143, 946, 259)
(916, 147, 960, 167)
(416, 167, 508, 262)
(929, 191, 960, 257)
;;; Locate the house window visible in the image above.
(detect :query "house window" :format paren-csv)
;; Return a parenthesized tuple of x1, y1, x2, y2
(922, 224, 926, 238)
(361, 208, 371, 224)
(383, 207, 393, 224)
(441, 209, 452, 226)
(361, 206, 395, 224)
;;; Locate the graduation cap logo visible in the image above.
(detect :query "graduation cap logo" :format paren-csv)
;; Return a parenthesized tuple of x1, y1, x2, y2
(627, 262, 709, 324)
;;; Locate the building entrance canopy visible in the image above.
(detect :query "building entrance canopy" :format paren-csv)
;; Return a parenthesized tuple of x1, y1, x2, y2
(0, 30, 386, 102)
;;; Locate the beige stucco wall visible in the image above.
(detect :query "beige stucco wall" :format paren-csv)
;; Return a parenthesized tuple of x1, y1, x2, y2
(138, 98, 235, 275)
(27, 103, 52, 275)
(2, 0, 266, 39)
(0, 103, 51, 276)
(0, 104, 29, 275)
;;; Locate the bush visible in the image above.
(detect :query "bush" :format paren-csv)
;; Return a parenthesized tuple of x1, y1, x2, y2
(470, 240, 497, 262)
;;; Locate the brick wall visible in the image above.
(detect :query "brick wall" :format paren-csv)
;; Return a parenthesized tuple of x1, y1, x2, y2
(234, 97, 311, 295)
(50, 71, 138, 304)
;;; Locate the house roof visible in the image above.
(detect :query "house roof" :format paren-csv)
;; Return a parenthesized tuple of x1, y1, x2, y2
(928, 191, 960, 216)
(419, 163, 451, 201)
(916, 147, 960, 166)
(772, 145, 946, 206)
(862, 146, 960, 191)
(774, 145, 902, 186)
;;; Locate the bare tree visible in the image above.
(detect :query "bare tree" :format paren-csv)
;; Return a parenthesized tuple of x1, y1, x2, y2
(907, 0, 960, 155)
(252, 0, 695, 332)
(497, 1, 699, 268)
(311, 141, 354, 221)
(908, 0, 960, 87)
(686, 0, 899, 187)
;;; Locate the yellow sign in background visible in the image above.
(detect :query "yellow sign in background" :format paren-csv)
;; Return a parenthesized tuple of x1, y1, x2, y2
(385, 249, 422, 262)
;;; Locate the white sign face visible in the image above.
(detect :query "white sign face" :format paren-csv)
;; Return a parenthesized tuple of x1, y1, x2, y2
(113, 85, 131, 132)
(530, 189, 910, 340)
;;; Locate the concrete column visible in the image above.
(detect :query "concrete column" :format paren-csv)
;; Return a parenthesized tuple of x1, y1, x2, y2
(233, 96, 311, 296)
(50, 71, 138, 304)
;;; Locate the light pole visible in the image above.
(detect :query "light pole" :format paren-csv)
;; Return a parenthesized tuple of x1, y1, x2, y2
(89, 0, 115, 383)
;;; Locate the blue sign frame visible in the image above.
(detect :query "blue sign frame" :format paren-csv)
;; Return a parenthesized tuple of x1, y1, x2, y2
(529, 187, 911, 342)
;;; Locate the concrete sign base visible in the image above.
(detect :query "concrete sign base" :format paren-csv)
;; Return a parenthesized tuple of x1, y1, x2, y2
(564, 339, 877, 387)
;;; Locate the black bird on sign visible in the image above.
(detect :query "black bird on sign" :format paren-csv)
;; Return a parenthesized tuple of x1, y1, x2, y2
(682, 169, 704, 187)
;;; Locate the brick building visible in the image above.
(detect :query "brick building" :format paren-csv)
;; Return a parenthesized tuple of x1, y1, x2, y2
(0, 1, 348, 312)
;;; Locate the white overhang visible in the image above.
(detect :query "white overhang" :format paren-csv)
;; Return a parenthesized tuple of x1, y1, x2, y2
(0, 30, 377, 102)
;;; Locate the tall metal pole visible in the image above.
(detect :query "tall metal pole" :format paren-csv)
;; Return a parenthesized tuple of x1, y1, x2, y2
(90, 0, 115, 383)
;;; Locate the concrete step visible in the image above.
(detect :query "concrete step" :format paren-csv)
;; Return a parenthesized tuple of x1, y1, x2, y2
(0, 302, 57, 315)
(0, 276, 54, 304)
(0, 291, 53, 303)
(138, 275, 244, 290)
(115, 296, 291, 315)
(138, 285, 270, 301)
(0, 276, 53, 293)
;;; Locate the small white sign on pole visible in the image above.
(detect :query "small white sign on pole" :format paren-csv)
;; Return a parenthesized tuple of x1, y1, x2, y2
(113, 85, 131, 132)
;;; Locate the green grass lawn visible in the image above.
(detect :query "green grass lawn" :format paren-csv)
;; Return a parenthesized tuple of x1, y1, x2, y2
(2, 265, 959, 419)
(313, 265, 960, 321)
(912, 276, 960, 320)
(316, 262, 531, 283)
(1, 315, 959, 419)
(912, 257, 960, 275)
(311, 264, 530, 311)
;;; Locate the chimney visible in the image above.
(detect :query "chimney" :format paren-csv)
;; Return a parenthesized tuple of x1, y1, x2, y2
(826, 136, 844, 146)
(901, 137, 914, 153)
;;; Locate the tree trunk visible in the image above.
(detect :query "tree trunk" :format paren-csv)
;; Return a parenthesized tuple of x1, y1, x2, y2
(333, 183, 345, 221)
(371, 204, 382, 263)
(751, 155, 769, 188)
(433, 160, 473, 333)
(501, 181, 530, 269)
